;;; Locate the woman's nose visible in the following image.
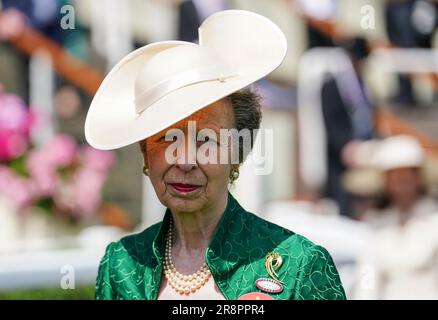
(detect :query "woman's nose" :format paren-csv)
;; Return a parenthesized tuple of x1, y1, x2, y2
(175, 142, 198, 172)
(176, 162, 198, 172)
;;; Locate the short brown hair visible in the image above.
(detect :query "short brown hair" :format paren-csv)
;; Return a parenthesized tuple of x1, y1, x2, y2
(226, 86, 262, 163)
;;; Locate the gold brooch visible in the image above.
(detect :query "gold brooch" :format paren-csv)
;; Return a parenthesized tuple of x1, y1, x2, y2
(264, 252, 283, 283)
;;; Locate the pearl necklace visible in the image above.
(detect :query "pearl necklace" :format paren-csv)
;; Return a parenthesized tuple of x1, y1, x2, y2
(163, 219, 211, 295)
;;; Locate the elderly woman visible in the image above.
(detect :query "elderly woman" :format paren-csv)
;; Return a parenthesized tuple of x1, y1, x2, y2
(85, 10, 345, 300)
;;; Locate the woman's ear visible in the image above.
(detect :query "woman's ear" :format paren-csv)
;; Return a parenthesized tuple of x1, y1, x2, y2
(138, 141, 149, 170)
(143, 151, 148, 168)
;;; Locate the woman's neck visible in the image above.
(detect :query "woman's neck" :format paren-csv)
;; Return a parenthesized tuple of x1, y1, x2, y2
(170, 193, 228, 255)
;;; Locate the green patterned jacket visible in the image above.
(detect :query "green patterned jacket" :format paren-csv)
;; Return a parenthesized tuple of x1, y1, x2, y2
(95, 192, 346, 300)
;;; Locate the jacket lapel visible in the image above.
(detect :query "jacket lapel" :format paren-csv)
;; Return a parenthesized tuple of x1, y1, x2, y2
(146, 192, 290, 300)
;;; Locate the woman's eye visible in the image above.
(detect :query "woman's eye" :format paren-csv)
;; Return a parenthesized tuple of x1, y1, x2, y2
(158, 135, 177, 142)
(198, 136, 217, 145)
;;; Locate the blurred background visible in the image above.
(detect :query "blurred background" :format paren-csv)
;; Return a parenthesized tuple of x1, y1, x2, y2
(0, 0, 438, 300)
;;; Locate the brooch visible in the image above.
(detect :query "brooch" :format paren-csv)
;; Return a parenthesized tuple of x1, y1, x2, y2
(264, 252, 283, 283)
(255, 252, 284, 294)
(255, 278, 283, 294)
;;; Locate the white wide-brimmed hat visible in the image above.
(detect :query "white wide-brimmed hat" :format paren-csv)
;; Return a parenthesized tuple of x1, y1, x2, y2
(84, 10, 287, 150)
(342, 135, 436, 196)
(370, 135, 425, 171)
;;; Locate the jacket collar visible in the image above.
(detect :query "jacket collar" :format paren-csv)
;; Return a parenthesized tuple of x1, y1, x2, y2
(150, 191, 249, 299)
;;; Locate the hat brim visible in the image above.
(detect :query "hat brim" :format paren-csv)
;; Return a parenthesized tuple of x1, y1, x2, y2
(85, 10, 287, 150)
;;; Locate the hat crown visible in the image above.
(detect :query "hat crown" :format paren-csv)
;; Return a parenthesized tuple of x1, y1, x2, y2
(372, 135, 425, 170)
(134, 45, 236, 114)
(85, 10, 288, 150)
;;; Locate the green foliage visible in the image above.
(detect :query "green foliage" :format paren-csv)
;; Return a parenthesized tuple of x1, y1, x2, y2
(35, 197, 55, 213)
(9, 155, 29, 177)
(0, 285, 95, 300)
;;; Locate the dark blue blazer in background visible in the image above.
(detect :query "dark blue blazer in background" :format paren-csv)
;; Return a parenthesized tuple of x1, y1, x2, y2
(1, 0, 66, 44)
(177, 0, 201, 43)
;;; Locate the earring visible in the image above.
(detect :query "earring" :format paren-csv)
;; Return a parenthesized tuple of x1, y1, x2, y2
(230, 168, 240, 183)
(143, 166, 150, 176)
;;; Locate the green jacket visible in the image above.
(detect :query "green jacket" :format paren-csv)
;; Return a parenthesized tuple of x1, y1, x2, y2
(95, 192, 346, 300)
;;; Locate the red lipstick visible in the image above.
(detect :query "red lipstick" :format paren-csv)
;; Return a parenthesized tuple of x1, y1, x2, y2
(169, 183, 200, 193)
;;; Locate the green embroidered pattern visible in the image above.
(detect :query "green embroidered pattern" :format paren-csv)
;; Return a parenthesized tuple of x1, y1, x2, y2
(95, 192, 346, 300)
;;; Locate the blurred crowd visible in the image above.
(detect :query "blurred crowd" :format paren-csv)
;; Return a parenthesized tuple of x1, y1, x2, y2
(1, 0, 438, 299)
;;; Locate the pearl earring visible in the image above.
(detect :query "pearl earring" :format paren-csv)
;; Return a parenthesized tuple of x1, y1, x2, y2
(230, 168, 240, 183)
(143, 166, 150, 176)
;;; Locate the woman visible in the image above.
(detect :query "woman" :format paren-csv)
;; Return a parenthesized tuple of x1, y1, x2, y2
(360, 135, 438, 228)
(353, 135, 438, 299)
(85, 10, 345, 300)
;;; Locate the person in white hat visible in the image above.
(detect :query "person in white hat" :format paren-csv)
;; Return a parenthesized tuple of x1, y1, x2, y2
(86, 10, 345, 300)
(361, 135, 438, 228)
(353, 135, 438, 299)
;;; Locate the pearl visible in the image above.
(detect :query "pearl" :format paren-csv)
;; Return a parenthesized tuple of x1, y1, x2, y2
(163, 218, 211, 295)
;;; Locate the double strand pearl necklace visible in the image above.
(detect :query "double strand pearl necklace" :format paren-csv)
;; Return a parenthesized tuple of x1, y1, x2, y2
(163, 218, 211, 295)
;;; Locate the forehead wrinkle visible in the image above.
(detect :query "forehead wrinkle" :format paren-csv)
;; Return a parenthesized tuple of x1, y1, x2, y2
(147, 98, 233, 141)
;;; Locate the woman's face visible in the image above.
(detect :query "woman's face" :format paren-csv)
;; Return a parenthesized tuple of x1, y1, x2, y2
(142, 99, 236, 213)
(385, 167, 422, 206)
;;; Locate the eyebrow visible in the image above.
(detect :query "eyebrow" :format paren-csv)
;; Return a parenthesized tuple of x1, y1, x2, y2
(152, 125, 224, 142)
(174, 123, 223, 133)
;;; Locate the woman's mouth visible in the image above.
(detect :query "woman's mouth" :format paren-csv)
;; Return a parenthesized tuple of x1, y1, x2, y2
(168, 183, 201, 193)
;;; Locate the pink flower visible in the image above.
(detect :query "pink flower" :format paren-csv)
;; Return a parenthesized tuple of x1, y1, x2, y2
(0, 165, 38, 209)
(0, 166, 14, 190)
(33, 169, 58, 197)
(26, 150, 58, 196)
(42, 134, 77, 167)
(0, 89, 119, 218)
(25, 108, 40, 136)
(0, 87, 115, 219)
(0, 131, 28, 161)
(8, 177, 38, 209)
(0, 91, 41, 162)
(0, 93, 30, 135)
(80, 146, 115, 172)
(72, 168, 106, 218)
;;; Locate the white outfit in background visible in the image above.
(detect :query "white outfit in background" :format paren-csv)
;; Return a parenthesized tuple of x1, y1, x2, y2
(354, 210, 438, 299)
(363, 196, 438, 229)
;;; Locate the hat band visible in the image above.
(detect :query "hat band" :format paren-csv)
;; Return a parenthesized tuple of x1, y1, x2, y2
(134, 65, 239, 114)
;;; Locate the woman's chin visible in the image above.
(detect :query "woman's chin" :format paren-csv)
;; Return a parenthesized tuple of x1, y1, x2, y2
(164, 191, 206, 213)
(167, 200, 204, 213)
